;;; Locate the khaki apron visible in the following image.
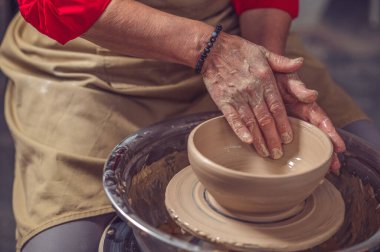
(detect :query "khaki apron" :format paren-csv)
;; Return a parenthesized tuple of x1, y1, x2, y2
(0, 0, 367, 250)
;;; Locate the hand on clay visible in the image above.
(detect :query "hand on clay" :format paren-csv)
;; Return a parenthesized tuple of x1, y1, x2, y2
(276, 72, 346, 172)
(202, 35, 303, 159)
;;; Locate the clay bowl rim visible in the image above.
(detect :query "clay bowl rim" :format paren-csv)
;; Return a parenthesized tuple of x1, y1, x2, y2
(188, 116, 333, 179)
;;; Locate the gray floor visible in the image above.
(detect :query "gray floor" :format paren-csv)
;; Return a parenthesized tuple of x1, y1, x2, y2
(0, 0, 379, 251)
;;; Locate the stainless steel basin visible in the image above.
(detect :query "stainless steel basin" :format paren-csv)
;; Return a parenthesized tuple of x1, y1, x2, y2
(103, 112, 380, 252)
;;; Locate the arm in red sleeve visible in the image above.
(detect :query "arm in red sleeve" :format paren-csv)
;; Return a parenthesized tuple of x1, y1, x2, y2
(231, 0, 299, 19)
(17, 0, 111, 44)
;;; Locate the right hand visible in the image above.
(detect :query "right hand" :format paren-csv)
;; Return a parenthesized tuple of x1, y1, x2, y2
(201, 34, 304, 159)
(276, 72, 346, 172)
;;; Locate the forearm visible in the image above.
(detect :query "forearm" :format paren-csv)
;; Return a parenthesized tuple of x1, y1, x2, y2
(84, 0, 306, 160)
(82, 0, 213, 67)
(239, 9, 292, 55)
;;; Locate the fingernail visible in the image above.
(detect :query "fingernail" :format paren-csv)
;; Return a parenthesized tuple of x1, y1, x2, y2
(271, 148, 283, 159)
(293, 57, 304, 64)
(261, 144, 270, 157)
(241, 132, 253, 143)
(281, 132, 293, 144)
(306, 90, 318, 101)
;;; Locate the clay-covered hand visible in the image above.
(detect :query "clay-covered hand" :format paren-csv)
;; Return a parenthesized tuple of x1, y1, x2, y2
(202, 34, 304, 159)
(276, 72, 346, 172)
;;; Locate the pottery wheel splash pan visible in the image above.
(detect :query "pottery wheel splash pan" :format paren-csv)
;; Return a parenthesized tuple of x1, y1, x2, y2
(103, 112, 380, 252)
(165, 166, 344, 251)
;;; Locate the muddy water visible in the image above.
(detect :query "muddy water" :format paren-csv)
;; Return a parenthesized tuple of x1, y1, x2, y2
(308, 172, 380, 251)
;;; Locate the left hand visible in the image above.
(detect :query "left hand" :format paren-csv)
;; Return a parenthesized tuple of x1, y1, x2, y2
(276, 72, 346, 172)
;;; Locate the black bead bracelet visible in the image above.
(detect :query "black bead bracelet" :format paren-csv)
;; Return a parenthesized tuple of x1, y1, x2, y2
(195, 24, 223, 74)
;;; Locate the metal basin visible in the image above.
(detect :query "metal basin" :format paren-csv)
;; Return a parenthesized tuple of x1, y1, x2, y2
(103, 112, 380, 252)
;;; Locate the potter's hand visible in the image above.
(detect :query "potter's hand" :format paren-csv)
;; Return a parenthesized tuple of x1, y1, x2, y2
(202, 35, 303, 159)
(276, 72, 346, 172)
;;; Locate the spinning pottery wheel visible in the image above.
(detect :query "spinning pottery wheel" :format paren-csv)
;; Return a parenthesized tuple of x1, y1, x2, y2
(165, 116, 344, 251)
(103, 112, 380, 252)
(165, 167, 344, 251)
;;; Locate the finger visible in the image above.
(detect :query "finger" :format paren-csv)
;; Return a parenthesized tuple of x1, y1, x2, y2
(318, 119, 346, 153)
(221, 104, 253, 144)
(283, 73, 318, 103)
(264, 84, 293, 144)
(237, 105, 269, 157)
(285, 100, 343, 172)
(330, 153, 341, 173)
(286, 102, 346, 153)
(260, 47, 303, 73)
(307, 104, 346, 153)
(251, 101, 283, 159)
(276, 77, 297, 104)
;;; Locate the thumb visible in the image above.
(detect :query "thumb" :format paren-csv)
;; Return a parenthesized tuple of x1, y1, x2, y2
(284, 73, 319, 103)
(264, 49, 304, 73)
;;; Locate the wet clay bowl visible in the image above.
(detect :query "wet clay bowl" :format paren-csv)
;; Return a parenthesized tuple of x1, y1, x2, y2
(188, 116, 333, 215)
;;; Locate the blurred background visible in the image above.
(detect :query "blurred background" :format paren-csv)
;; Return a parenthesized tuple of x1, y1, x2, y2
(0, 0, 379, 251)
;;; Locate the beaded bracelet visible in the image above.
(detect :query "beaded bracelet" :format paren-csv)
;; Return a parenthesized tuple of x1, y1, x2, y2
(195, 24, 223, 74)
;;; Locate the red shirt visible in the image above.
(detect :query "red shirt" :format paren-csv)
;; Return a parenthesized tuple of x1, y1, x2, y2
(232, 0, 298, 18)
(17, 0, 299, 45)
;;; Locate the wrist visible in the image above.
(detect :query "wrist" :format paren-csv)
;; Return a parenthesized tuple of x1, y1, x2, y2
(239, 9, 291, 55)
(194, 24, 223, 73)
(190, 24, 232, 74)
(178, 21, 215, 68)
(201, 32, 239, 74)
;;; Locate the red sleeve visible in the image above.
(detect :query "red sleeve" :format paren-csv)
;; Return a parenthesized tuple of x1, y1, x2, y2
(231, 0, 299, 19)
(17, 0, 111, 44)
